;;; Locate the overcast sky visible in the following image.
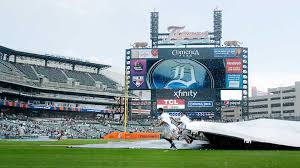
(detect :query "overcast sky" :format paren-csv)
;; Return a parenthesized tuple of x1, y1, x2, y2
(0, 0, 300, 93)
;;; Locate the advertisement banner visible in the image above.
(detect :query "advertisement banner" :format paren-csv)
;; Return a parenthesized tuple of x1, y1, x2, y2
(130, 59, 147, 75)
(188, 101, 213, 108)
(155, 89, 216, 112)
(157, 99, 185, 109)
(226, 74, 243, 89)
(157, 48, 213, 59)
(222, 100, 241, 107)
(130, 48, 244, 60)
(103, 132, 160, 140)
(168, 112, 214, 118)
(226, 58, 242, 73)
(214, 48, 243, 58)
(131, 49, 158, 59)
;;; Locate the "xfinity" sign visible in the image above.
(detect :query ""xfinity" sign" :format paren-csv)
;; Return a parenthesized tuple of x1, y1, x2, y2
(173, 90, 198, 99)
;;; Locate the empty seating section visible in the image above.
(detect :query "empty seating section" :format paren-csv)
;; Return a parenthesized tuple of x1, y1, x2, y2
(0, 61, 11, 74)
(35, 66, 67, 83)
(0, 60, 118, 88)
(65, 70, 95, 86)
(14, 63, 39, 80)
(0, 60, 22, 75)
(90, 73, 117, 88)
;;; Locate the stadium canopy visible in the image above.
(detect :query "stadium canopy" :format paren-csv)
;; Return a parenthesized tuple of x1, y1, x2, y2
(0, 45, 110, 70)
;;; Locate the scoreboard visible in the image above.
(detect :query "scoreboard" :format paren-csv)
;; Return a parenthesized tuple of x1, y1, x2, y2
(125, 47, 248, 119)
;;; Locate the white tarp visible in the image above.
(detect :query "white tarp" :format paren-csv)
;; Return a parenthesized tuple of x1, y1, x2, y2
(186, 119, 300, 147)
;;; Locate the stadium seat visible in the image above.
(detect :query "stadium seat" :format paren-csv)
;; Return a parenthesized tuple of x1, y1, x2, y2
(90, 73, 118, 89)
(34, 66, 67, 83)
(14, 63, 39, 80)
(65, 70, 95, 86)
(0, 60, 23, 76)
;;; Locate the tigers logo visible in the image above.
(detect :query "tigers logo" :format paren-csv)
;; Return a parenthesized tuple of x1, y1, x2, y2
(148, 59, 214, 89)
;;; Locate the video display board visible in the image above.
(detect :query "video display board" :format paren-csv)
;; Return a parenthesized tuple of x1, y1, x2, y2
(126, 47, 247, 118)
(130, 59, 225, 90)
(127, 48, 245, 90)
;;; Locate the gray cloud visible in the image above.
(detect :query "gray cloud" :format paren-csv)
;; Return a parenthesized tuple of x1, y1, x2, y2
(0, 0, 299, 92)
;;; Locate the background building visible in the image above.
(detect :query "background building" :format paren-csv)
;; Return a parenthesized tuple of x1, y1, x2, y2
(251, 86, 268, 97)
(248, 81, 300, 120)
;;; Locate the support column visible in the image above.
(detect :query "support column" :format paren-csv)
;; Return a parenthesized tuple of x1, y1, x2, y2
(6, 54, 10, 61)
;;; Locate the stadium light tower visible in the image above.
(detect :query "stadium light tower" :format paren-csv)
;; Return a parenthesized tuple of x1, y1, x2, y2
(213, 7, 222, 46)
(150, 11, 159, 48)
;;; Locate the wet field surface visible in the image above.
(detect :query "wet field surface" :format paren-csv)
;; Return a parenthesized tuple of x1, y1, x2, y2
(68, 139, 207, 150)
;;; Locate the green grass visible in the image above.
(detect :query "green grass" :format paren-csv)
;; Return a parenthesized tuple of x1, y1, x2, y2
(0, 140, 299, 168)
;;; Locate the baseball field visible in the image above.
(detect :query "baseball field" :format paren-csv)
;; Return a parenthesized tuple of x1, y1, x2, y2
(0, 139, 299, 168)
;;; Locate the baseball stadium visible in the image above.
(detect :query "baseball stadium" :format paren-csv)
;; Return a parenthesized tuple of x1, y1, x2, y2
(1, 4, 300, 168)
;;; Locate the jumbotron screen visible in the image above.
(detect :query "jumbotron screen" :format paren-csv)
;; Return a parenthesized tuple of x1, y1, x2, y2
(125, 47, 246, 117)
(127, 47, 245, 90)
